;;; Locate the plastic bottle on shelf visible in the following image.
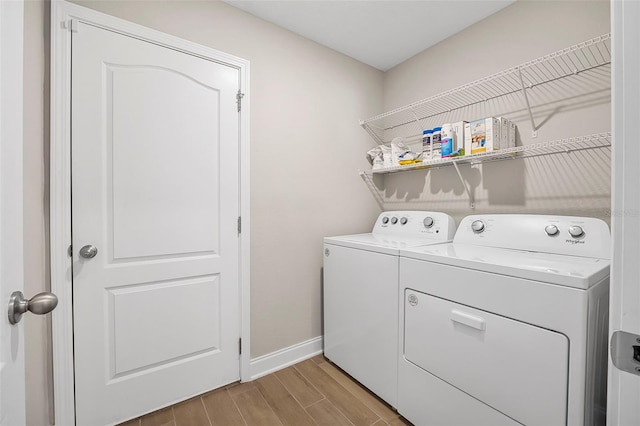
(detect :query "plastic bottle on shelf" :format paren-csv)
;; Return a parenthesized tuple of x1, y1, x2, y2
(422, 129, 433, 161)
(431, 127, 442, 159)
(441, 124, 454, 158)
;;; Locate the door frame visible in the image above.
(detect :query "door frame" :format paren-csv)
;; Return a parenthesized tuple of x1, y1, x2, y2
(609, 0, 640, 424)
(50, 1, 251, 424)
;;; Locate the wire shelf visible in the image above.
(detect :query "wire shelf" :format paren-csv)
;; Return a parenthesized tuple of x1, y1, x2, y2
(362, 132, 611, 176)
(361, 33, 612, 145)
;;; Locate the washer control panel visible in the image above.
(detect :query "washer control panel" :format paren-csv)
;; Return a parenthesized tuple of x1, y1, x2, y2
(455, 214, 610, 259)
(374, 211, 456, 240)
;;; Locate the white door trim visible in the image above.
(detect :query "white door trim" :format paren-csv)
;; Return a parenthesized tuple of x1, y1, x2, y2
(609, 0, 640, 424)
(50, 2, 251, 424)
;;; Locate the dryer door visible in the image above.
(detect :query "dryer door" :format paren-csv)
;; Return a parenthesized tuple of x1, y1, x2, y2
(404, 290, 569, 425)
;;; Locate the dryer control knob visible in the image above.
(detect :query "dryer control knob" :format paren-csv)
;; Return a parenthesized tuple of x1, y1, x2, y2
(391, 217, 398, 224)
(545, 225, 559, 236)
(423, 217, 434, 228)
(568, 225, 584, 238)
(382, 217, 389, 224)
(400, 217, 408, 225)
(471, 220, 485, 233)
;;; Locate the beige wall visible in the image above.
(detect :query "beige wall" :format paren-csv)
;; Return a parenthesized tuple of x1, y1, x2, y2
(24, 0, 382, 424)
(23, 0, 612, 424)
(381, 0, 611, 223)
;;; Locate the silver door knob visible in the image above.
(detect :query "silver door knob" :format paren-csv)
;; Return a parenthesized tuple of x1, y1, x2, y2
(8, 291, 58, 325)
(79, 245, 98, 259)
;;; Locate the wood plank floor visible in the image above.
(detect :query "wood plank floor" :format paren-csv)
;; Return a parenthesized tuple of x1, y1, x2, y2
(118, 355, 411, 426)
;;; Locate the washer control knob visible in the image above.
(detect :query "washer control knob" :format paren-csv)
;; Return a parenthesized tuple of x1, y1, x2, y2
(400, 217, 408, 225)
(568, 225, 584, 238)
(545, 225, 559, 236)
(382, 217, 389, 224)
(471, 220, 485, 233)
(423, 217, 434, 228)
(391, 217, 398, 224)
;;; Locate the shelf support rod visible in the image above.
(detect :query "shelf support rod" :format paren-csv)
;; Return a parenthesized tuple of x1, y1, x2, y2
(409, 107, 427, 156)
(517, 67, 538, 138)
(452, 162, 475, 209)
(409, 107, 425, 133)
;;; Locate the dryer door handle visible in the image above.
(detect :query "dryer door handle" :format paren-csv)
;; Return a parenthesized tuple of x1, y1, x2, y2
(451, 310, 486, 331)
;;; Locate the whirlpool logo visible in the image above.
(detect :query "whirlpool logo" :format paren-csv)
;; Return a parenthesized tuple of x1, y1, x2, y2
(566, 239, 585, 245)
(408, 294, 418, 306)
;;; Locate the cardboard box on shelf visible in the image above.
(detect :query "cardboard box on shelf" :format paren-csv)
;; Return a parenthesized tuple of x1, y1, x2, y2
(485, 117, 501, 152)
(465, 117, 500, 155)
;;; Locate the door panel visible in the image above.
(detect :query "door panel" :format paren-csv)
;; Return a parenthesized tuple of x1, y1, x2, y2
(72, 22, 240, 425)
(108, 64, 221, 260)
(0, 1, 26, 424)
(110, 276, 221, 375)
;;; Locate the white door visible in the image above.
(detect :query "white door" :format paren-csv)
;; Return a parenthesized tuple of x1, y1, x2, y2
(0, 0, 25, 424)
(610, 0, 640, 424)
(71, 22, 241, 425)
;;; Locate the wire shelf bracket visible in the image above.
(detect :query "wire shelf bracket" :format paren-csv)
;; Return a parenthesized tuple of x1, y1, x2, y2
(518, 67, 538, 138)
(359, 170, 384, 210)
(451, 162, 475, 208)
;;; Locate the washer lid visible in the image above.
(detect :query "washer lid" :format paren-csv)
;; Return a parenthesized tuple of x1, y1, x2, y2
(324, 233, 451, 255)
(400, 243, 610, 289)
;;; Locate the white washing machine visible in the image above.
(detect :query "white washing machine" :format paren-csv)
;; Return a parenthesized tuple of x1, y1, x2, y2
(398, 214, 610, 426)
(323, 211, 456, 407)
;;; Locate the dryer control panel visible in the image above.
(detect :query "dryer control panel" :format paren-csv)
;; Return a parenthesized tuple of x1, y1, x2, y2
(454, 214, 611, 259)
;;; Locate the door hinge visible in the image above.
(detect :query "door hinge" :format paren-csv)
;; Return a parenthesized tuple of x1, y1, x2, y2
(236, 91, 244, 112)
(62, 19, 79, 33)
(239, 338, 242, 355)
(67, 245, 73, 257)
(237, 216, 242, 234)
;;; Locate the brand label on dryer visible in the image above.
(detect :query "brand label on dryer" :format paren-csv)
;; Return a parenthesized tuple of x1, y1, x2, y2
(408, 294, 418, 306)
(566, 239, 585, 245)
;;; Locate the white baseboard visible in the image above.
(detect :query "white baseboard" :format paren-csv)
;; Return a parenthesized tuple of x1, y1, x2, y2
(248, 336, 323, 381)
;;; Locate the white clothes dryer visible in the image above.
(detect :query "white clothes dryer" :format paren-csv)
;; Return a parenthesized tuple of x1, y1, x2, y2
(398, 214, 610, 426)
(323, 211, 456, 408)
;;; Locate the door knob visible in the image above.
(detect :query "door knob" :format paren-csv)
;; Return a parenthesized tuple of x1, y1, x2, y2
(8, 291, 58, 325)
(79, 245, 98, 259)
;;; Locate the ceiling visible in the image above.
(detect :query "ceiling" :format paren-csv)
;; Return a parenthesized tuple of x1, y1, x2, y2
(222, 0, 516, 71)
